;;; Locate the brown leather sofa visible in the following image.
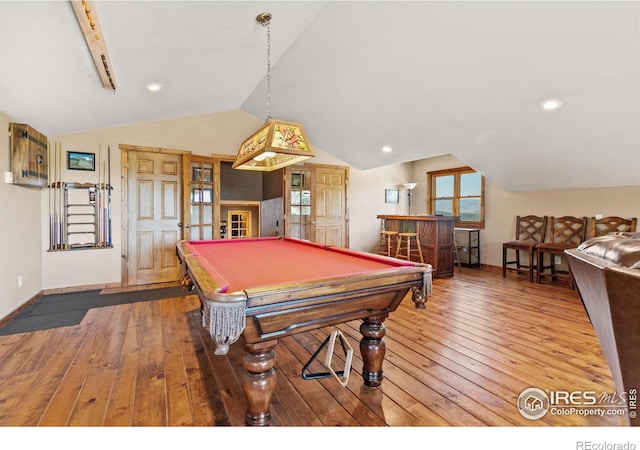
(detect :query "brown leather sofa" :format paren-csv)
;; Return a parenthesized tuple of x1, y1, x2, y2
(566, 232, 640, 426)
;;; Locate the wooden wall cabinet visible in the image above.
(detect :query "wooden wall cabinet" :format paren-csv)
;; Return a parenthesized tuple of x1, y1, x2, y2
(9, 123, 48, 188)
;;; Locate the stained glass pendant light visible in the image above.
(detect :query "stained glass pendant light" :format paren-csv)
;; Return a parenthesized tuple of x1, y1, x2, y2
(233, 12, 315, 171)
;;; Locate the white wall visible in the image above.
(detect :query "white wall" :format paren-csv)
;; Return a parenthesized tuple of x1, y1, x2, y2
(348, 163, 415, 253)
(0, 113, 44, 319)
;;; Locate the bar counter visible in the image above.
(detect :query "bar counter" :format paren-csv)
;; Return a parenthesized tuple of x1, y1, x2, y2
(377, 214, 459, 278)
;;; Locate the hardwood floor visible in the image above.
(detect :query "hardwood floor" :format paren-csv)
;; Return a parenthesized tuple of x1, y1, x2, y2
(0, 268, 627, 427)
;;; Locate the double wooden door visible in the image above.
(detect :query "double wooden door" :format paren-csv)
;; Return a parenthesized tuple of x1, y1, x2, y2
(284, 164, 349, 248)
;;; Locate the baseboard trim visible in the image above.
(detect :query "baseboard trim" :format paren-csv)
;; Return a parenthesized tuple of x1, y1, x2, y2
(0, 290, 44, 328)
(479, 264, 502, 274)
(43, 282, 123, 296)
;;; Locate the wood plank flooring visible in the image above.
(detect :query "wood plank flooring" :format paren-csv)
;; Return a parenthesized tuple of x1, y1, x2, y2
(0, 268, 628, 427)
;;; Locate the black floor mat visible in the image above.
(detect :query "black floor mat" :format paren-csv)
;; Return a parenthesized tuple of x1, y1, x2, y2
(0, 285, 188, 336)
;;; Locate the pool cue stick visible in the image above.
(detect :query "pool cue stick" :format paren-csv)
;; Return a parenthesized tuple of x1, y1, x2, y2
(98, 167, 103, 246)
(102, 160, 107, 246)
(52, 141, 57, 249)
(58, 142, 64, 249)
(101, 157, 105, 246)
(53, 142, 58, 249)
(51, 142, 56, 249)
(100, 161, 107, 246)
(60, 143, 64, 248)
(54, 142, 59, 249)
(107, 145, 112, 247)
(54, 142, 57, 249)
(52, 141, 56, 249)
(97, 144, 102, 247)
(48, 141, 53, 250)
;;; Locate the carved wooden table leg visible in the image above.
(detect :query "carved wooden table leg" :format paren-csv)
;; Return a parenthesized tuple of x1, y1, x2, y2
(242, 340, 278, 426)
(359, 315, 387, 387)
(411, 266, 432, 309)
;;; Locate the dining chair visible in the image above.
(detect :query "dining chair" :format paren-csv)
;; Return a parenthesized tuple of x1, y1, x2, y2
(502, 215, 548, 282)
(536, 216, 587, 287)
(588, 216, 637, 238)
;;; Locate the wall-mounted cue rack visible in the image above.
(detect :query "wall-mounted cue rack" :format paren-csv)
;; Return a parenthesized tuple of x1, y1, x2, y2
(48, 143, 113, 251)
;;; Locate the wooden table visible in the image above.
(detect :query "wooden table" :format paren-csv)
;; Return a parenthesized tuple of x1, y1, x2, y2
(377, 214, 459, 278)
(176, 236, 432, 426)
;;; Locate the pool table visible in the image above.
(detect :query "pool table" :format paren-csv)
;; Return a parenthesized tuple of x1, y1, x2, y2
(176, 236, 432, 426)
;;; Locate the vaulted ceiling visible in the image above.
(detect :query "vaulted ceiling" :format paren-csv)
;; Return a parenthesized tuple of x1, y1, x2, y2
(1, 1, 638, 192)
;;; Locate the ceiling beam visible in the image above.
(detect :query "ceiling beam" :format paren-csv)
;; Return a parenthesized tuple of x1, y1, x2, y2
(70, 0, 117, 91)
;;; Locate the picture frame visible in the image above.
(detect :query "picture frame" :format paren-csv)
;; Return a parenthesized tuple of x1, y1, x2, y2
(67, 151, 95, 171)
(385, 189, 399, 204)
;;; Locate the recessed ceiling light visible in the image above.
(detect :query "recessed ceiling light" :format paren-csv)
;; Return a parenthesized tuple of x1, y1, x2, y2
(382, 146, 393, 153)
(540, 98, 562, 111)
(146, 83, 163, 92)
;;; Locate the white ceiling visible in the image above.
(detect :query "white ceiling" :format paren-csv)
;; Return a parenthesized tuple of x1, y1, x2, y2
(1, 1, 639, 192)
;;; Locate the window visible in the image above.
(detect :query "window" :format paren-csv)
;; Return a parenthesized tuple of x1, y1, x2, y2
(427, 167, 485, 229)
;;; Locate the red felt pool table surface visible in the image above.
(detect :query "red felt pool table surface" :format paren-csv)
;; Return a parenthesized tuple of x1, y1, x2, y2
(179, 236, 414, 293)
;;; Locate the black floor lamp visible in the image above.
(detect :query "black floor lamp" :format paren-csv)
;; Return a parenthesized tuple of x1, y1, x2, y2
(403, 183, 417, 215)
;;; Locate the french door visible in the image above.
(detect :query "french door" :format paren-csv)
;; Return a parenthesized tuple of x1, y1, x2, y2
(284, 164, 349, 247)
(188, 156, 218, 240)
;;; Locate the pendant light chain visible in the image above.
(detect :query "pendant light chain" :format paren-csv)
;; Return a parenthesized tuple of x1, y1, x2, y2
(233, 12, 315, 171)
(264, 18, 272, 121)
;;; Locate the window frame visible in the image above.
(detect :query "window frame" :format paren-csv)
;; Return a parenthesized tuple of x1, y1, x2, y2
(427, 166, 485, 229)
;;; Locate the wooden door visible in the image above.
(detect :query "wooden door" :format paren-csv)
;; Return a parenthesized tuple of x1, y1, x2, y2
(314, 166, 348, 247)
(227, 210, 252, 239)
(126, 150, 183, 285)
(284, 164, 349, 247)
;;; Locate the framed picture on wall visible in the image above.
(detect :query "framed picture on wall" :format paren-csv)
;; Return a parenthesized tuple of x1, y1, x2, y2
(385, 189, 399, 204)
(67, 151, 95, 171)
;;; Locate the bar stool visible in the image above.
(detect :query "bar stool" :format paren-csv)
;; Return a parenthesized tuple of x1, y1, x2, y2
(377, 230, 398, 257)
(395, 232, 424, 263)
